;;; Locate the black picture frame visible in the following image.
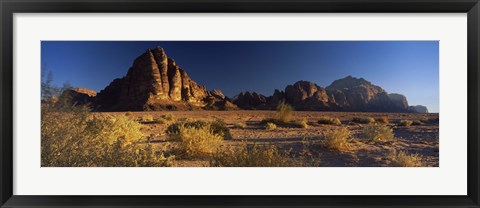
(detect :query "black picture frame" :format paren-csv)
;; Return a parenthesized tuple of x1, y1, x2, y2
(1, 0, 479, 207)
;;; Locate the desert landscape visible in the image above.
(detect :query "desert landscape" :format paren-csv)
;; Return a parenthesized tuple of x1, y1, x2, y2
(41, 42, 439, 167)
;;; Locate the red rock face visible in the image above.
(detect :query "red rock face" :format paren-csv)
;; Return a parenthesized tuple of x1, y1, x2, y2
(94, 46, 235, 111)
(233, 76, 418, 112)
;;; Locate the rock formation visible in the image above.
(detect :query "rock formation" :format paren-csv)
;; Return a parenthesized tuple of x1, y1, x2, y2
(94, 46, 236, 111)
(65, 88, 97, 106)
(233, 76, 425, 113)
(68, 46, 429, 113)
(408, 105, 429, 113)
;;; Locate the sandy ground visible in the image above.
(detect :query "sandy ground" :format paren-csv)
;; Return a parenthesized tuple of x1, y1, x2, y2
(98, 111, 439, 167)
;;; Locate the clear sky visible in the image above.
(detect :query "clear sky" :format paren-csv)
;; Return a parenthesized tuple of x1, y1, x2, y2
(41, 41, 439, 112)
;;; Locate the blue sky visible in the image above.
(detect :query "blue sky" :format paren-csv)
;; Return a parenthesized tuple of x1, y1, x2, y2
(41, 41, 439, 112)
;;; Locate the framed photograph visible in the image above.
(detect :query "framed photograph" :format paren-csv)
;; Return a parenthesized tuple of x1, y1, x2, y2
(1, 0, 479, 207)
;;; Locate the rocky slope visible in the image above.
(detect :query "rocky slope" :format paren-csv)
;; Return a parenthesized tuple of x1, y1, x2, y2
(93, 46, 236, 111)
(233, 76, 428, 113)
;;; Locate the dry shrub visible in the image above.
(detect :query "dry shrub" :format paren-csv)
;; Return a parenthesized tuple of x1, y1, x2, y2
(412, 120, 425, 125)
(293, 118, 309, 128)
(155, 113, 177, 124)
(352, 117, 376, 124)
(318, 117, 341, 125)
(141, 114, 154, 122)
(168, 123, 224, 158)
(276, 101, 294, 123)
(40, 77, 174, 167)
(160, 113, 176, 121)
(210, 143, 290, 167)
(265, 122, 277, 130)
(125, 111, 133, 117)
(399, 120, 413, 126)
(167, 119, 232, 140)
(377, 116, 389, 124)
(323, 127, 351, 151)
(387, 150, 423, 167)
(363, 125, 394, 143)
(234, 122, 247, 129)
(42, 110, 173, 167)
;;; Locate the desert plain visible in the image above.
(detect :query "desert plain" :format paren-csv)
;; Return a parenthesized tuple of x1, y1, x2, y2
(100, 110, 439, 167)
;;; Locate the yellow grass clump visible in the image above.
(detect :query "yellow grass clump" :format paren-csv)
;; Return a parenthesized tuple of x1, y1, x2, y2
(42, 110, 173, 167)
(276, 101, 294, 123)
(234, 122, 247, 129)
(141, 114, 154, 122)
(317, 117, 341, 125)
(168, 123, 224, 158)
(363, 125, 394, 143)
(323, 127, 351, 151)
(387, 150, 423, 167)
(265, 122, 277, 130)
(293, 118, 309, 128)
(210, 143, 290, 167)
(399, 120, 413, 126)
(167, 119, 232, 140)
(352, 117, 376, 124)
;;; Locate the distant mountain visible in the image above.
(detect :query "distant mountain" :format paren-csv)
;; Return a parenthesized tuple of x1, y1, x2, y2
(233, 76, 429, 113)
(67, 46, 429, 113)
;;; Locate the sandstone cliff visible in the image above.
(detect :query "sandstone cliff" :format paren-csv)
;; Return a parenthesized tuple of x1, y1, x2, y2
(94, 46, 236, 111)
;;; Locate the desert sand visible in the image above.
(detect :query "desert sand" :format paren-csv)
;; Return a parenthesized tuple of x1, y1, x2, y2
(99, 110, 439, 167)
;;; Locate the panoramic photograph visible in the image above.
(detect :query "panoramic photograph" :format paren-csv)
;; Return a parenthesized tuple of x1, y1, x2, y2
(41, 41, 439, 167)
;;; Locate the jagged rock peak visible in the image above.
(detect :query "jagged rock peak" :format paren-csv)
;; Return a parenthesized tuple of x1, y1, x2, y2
(93, 46, 236, 111)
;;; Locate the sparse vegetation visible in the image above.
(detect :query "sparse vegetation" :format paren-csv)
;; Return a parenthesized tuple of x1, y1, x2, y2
(276, 101, 294, 123)
(234, 122, 247, 129)
(41, 77, 173, 167)
(317, 117, 341, 125)
(398, 120, 413, 126)
(377, 116, 389, 124)
(387, 150, 423, 167)
(265, 122, 277, 130)
(323, 127, 351, 151)
(166, 119, 232, 140)
(363, 125, 394, 143)
(293, 118, 309, 128)
(167, 122, 224, 158)
(160, 113, 176, 121)
(210, 143, 290, 167)
(412, 120, 424, 125)
(141, 114, 154, 123)
(352, 117, 376, 124)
